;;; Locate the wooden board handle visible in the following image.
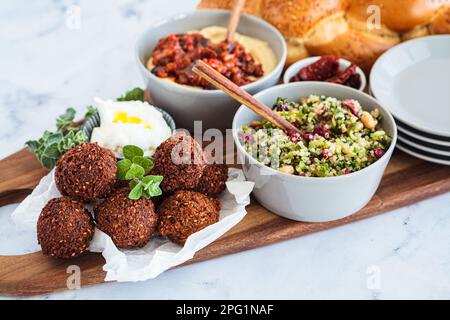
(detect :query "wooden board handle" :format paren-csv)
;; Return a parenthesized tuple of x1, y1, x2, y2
(0, 148, 48, 206)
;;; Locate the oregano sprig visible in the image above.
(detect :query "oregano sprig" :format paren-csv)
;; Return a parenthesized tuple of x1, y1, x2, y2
(26, 110, 88, 170)
(116, 145, 163, 200)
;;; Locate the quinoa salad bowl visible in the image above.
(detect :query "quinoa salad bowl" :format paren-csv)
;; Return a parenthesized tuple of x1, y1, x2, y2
(232, 82, 397, 222)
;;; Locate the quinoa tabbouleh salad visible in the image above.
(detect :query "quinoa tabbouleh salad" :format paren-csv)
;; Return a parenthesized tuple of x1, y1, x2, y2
(240, 95, 392, 177)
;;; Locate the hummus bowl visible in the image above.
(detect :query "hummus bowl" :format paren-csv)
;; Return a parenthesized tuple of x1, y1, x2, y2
(136, 9, 286, 132)
(232, 82, 397, 222)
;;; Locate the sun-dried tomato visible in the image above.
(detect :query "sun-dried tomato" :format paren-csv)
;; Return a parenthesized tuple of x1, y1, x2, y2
(289, 56, 362, 89)
(290, 56, 339, 82)
(151, 33, 264, 89)
(326, 64, 357, 85)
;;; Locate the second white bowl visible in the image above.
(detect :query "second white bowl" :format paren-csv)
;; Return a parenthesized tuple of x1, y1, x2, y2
(232, 82, 396, 222)
(283, 56, 366, 91)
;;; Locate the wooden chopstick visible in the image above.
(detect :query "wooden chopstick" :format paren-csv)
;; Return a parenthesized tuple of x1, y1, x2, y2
(192, 60, 302, 134)
(226, 0, 246, 42)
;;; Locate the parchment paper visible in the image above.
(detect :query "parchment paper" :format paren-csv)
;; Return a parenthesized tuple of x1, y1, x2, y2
(11, 168, 254, 282)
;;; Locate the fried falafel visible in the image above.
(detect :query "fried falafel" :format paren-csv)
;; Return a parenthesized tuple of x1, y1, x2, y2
(94, 188, 158, 249)
(55, 142, 116, 202)
(37, 197, 95, 259)
(158, 190, 220, 245)
(196, 164, 228, 197)
(151, 132, 206, 193)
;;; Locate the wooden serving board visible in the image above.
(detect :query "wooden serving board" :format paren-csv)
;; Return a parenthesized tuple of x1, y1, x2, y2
(0, 147, 450, 296)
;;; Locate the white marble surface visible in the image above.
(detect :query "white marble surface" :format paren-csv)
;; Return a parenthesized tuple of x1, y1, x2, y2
(1, 0, 450, 300)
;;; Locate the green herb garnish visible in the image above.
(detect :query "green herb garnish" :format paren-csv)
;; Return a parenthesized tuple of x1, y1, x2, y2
(117, 87, 145, 102)
(56, 107, 76, 130)
(26, 111, 88, 170)
(84, 105, 98, 118)
(116, 145, 162, 200)
(26, 87, 146, 170)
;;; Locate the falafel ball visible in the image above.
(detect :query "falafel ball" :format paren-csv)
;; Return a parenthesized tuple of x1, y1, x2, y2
(151, 132, 206, 193)
(94, 188, 158, 249)
(196, 164, 228, 197)
(158, 190, 220, 245)
(55, 142, 116, 202)
(37, 197, 95, 259)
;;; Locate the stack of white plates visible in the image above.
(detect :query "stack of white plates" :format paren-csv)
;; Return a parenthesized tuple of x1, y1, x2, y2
(371, 35, 450, 165)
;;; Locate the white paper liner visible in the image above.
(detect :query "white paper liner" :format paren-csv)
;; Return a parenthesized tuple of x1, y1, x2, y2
(11, 168, 254, 282)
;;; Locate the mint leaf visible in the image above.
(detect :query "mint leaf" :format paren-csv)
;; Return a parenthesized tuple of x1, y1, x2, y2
(129, 179, 138, 190)
(145, 185, 162, 197)
(129, 182, 143, 200)
(132, 156, 154, 174)
(43, 144, 61, 159)
(117, 87, 145, 102)
(26, 140, 40, 153)
(142, 191, 152, 199)
(142, 175, 163, 197)
(45, 132, 63, 146)
(125, 163, 145, 180)
(40, 156, 56, 170)
(56, 108, 76, 130)
(84, 105, 97, 118)
(73, 130, 87, 143)
(116, 159, 132, 180)
(142, 175, 163, 184)
(123, 145, 144, 160)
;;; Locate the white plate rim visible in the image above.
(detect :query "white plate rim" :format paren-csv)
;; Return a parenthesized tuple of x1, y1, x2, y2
(397, 134, 450, 156)
(371, 35, 450, 137)
(396, 142, 450, 166)
(397, 124, 450, 147)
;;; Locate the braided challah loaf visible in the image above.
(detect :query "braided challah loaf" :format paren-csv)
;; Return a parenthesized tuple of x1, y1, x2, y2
(197, 0, 450, 72)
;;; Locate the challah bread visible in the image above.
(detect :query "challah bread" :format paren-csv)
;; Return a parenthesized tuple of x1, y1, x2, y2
(197, 0, 450, 72)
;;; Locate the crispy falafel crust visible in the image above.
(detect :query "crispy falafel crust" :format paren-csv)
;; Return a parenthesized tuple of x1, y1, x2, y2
(151, 133, 206, 193)
(55, 142, 116, 202)
(37, 197, 95, 259)
(94, 188, 158, 249)
(196, 164, 228, 197)
(158, 190, 220, 245)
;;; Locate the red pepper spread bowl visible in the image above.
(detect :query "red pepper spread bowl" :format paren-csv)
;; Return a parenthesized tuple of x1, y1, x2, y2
(136, 9, 287, 132)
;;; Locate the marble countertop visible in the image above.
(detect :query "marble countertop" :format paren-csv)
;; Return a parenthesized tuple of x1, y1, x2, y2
(1, 0, 449, 300)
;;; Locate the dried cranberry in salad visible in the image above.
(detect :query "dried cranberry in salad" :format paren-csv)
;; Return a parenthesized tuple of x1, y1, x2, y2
(240, 95, 391, 177)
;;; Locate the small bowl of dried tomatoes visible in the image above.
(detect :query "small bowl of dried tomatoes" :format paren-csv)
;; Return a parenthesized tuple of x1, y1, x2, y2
(283, 56, 366, 91)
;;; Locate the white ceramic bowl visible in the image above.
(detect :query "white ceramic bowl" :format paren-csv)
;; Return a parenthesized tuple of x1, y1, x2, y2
(136, 10, 286, 132)
(232, 82, 397, 222)
(283, 56, 366, 91)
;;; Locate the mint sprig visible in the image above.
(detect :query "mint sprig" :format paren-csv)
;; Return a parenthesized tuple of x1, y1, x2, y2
(116, 145, 162, 200)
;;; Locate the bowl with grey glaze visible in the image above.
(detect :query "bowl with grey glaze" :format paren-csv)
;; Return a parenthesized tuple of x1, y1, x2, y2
(136, 9, 286, 132)
(232, 82, 397, 222)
